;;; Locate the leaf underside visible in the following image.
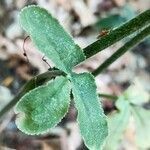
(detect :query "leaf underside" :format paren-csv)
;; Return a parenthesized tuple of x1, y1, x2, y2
(71, 73, 108, 150)
(19, 5, 85, 73)
(15, 76, 71, 134)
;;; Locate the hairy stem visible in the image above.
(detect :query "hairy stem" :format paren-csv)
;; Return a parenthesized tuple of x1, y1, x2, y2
(92, 25, 150, 76)
(83, 9, 150, 58)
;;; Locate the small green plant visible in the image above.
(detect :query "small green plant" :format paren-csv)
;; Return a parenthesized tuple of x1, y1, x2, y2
(0, 5, 150, 150)
(103, 79, 150, 150)
(16, 6, 108, 149)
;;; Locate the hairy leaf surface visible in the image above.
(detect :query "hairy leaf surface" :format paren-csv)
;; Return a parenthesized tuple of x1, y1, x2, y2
(15, 76, 71, 134)
(20, 5, 85, 73)
(71, 73, 108, 150)
(104, 97, 130, 150)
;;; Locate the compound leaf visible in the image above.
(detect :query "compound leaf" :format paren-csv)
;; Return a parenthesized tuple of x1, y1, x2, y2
(71, 73, 108, 150)
(20, 5, 85, 73)
(104, 97, 130, 150)
(15, 76, 71, 134)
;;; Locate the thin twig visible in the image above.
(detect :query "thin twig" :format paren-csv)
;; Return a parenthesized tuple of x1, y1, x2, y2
(42, 55, 51, 68)
(99, 93, 118, 100)
(23, 36, 30, 63)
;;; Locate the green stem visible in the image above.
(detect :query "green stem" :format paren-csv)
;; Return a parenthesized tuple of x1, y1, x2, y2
(83, 9, 150, 58)
(92, 25, 150, 76)
(99, 93, 118, 100)
(0, 70, 64, 118)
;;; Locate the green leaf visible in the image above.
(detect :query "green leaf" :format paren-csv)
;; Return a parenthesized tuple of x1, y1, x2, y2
(19, 5, 85, 73)
(95, 14, 125, 30)
(104, 80, 149, 150)
(131, 105, 150, 149)
(15, 76, 71, 134)
(71, 73, 108, 150)
(123, 80, 150, 148)
(95, 5, 135, 30)
(104, 97, 130, 150)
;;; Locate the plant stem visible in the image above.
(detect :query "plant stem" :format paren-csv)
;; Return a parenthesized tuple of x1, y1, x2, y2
(99, 93, 118, 100)
(83, 9, 150, 58)
(0, 70, 64, 118)
(92, 25, 150, 76)
(0, 10, 150, 119)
